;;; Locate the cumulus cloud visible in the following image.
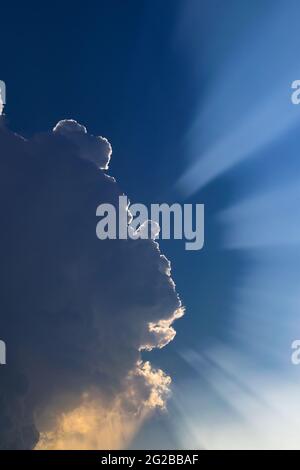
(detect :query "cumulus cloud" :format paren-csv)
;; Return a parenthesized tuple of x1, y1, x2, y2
(53, 119, 112, 169)
(0, 120, 183, 449)
(35, 362, 171, 450)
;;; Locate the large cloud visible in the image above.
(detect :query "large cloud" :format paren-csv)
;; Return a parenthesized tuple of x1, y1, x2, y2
(0, 118, 183, 449)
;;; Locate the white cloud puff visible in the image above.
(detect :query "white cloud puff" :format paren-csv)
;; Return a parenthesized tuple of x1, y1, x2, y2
(53, 119, 112, 169)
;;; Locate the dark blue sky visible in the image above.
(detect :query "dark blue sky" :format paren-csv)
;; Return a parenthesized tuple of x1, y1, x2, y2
(1, 0, 246, 357)
(1, 0, 198, 365)
(3, 1, 190, 193)
(3, 0, 300, 449)
(0, 0, 277, 381)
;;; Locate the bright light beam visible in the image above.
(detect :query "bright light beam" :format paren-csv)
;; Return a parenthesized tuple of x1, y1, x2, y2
(175, 0, 300, 198)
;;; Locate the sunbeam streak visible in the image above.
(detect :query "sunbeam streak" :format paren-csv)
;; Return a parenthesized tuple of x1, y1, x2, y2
(175, 0, 300, 198)
(218, 180, 300, 249)
(176, 92, 299, 197)
(172, 346, 300, 450)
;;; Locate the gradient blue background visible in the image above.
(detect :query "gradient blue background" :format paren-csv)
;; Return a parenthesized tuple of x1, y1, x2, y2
(3, 0, 300, 449)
